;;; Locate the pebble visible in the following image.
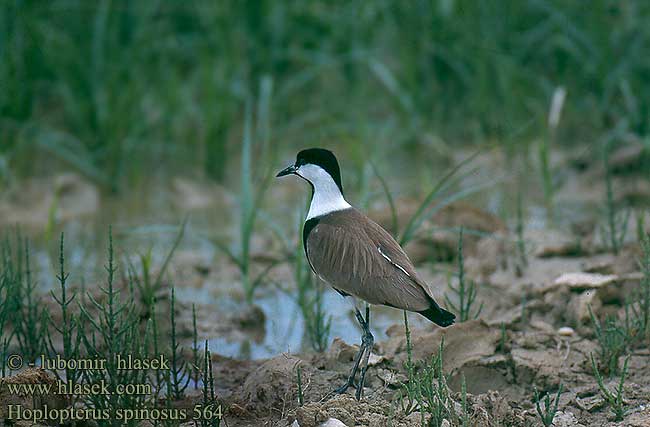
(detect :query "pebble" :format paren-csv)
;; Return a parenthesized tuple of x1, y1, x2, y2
(558, 326, 575, 336)
(320, 419, 347, 427)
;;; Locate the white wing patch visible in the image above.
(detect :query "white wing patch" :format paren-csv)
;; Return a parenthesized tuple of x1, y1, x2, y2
(377, 246, 411, 278)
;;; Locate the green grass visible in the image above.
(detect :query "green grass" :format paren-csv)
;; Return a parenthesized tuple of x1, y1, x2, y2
(601, 137, 631, 254)
(2, 1, 650, 192)
(214, 95, 279, 304)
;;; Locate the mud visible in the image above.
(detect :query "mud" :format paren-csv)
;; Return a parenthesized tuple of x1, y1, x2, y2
(2, 145, 650, 426)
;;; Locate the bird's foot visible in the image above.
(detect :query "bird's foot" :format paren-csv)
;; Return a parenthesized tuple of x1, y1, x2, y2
(355, 383, 365, 400)
(332, 379, 356, 395)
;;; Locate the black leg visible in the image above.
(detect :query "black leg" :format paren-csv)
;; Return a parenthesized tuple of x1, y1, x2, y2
(355, 306, 374, 400)
(334, 305, 374, 399)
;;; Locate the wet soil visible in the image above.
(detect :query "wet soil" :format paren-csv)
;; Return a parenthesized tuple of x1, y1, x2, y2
(1, 143, 650, 426)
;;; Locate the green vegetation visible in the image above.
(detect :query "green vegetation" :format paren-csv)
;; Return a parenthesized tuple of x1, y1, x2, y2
(46, 233, 81, 390)
(128, 218, 187, 317)
(635, 234, 650, 343)
(590, 354, 630, 421)
(79, 228, 150, 426)
(3, 1, 649, 195)
(0, 230, 225, 425)
(398, 312, 458, 426)
(296, 364, 304, 407)
(291, 212, 332, 353)
(167, 286, 190, 400)
(1, 232, 47, 363)
(588, 306, 631, 376)
(601, 139, 630, 254)
(214, 101, 278, 303)
(533, 384, 563, 427)
(460, 373, 470, 427)
(515, 189, 528, 277)
(200, 341, 221, 427)
(445, 228, 483, 322)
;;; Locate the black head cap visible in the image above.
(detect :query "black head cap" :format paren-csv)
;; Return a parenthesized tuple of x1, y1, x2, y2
(296, 148, 343, 193)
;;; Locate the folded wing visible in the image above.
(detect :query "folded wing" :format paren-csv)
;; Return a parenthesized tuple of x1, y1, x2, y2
(306, 209, 433, 312)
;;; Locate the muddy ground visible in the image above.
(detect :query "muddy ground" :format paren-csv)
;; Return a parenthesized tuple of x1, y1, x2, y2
(1, 142, 650, 426)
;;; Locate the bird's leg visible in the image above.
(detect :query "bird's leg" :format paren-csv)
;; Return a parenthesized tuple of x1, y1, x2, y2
(334, 305, 374, 398)
(355, 305, 374, 400)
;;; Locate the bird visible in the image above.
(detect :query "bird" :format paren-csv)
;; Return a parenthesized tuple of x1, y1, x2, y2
(276, 148, 455, 400)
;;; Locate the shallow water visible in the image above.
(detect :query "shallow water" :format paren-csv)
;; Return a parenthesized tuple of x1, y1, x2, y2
(5, 155, 597, 360)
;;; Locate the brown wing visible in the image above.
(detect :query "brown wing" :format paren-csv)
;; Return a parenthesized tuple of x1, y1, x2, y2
(306, 209, 433, 311)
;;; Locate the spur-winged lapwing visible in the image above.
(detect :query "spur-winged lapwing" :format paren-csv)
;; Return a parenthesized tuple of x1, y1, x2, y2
(276, 148, 455, 399)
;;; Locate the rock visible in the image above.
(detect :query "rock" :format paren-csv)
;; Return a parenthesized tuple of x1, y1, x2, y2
(575, 395, 605, 412)
(320, 419, 346, 427)
(171, 177, 225, 210)
(0, 173, 98, 228)
(553, 411, 586, 427)
(530, 320, 555, 334)
(557, 326, 575, 336)
(0, 368, 67, 419)
(385, 320, 500, 374)
(367, 353, 385, 366)
(295, 394, 390, 427)
(376, 369, 406, 387)
(231, 304, 266, 329)
(567, 290, 601, 325)
(613, 405, 650, 426)
(239, 355, 302, 411)
(370, 200, 505, 263)
(530, 229, 585, 258)
(609, 140, 645, 173)
(328, 338, 358, 364)
(553, 272, 618, 290)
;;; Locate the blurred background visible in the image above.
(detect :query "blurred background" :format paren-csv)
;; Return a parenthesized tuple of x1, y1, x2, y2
(1, 0, 650, 358)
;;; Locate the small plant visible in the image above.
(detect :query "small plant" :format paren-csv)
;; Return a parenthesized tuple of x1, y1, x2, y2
(590, 354, 629, 421)
(399, 151, 491, 247)
(200, 341, 221, 427)
(601, 141, 630, 254)
(533, 383, 563, 427)
(128, 218, 187, 317)
(5, 233, 47, 363)
(633, 233, 650, 342)
(415, 340, 457, 427)
(192, 304, 200, 389)
(45, 233, 81, 387)
(167, 286, 190, 400)
(296, 364, 304, 406)
(291, 210, 331, 352)
(460, 373, 470, 427)
(397, 313, 458, 426)
(498, 322, 508, 353)
(445, 228, 483, 322)
(588, 306, 631, 376)
(515, 188, 528, 277)
(540, 86, 566, 216)
(397, 311, 419, 414)
(79, 227, 150, 426)
(215, 86, 279, 304)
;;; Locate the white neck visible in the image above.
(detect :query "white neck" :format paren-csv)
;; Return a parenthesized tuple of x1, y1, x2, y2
(297, 164, 351, 220)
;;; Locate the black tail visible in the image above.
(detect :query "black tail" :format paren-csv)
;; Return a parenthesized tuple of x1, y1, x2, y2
(418, 304, 456, 327)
